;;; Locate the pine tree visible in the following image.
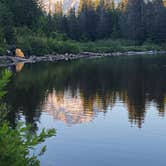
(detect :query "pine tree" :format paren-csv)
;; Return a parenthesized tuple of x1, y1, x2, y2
(67, 8, 80, 40)
(78, 0, 98, 40)
(121, 0, 145, 43)
(0, 1, 15, 44)
(150, 0, 166, 42)
(5, 0, 42, 27)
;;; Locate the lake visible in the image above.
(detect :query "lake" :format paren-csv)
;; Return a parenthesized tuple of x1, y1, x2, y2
(5, 55, 166, 166)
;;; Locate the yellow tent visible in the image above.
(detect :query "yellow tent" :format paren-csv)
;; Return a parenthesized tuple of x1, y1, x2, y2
(15, 48, 25, 58)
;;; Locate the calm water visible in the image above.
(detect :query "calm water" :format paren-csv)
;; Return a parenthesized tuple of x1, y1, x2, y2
(5, 55, 166, 166)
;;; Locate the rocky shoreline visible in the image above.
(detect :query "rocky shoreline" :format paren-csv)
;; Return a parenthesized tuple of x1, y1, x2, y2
(0, 50, 166, 67)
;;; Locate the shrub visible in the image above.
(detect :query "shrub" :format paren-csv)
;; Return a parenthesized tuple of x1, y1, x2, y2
(29, 37, 48, 55)
(55, 40, 80, 54)
(51, 32, 68, 41)
(17, 35, 80, 56)
(15, 35, 166, 56)
(0, 28, 7, 56)
(0, 70, 56, 166)
(16, 36, 32, 55)
(0, 122, 56, 166)
(79, 39, 126, 52)
(0, 47, 6, 56)
(142, 41, 161, 51)
(160, 43, 166, 50)
(17, 36, 48, 56)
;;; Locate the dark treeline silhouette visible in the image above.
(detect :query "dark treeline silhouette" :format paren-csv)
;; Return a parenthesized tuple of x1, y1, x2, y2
(47, 0, 166, 43)
(1, 0, 166, 45)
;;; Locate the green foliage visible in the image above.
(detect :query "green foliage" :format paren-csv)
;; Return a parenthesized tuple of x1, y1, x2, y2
(0, 1, 15, 44)
(16, 33, 165, 55)
(47, 39, 80, 54)
(142, 42, 162, 51)
(5, 0, 42, 27)
(0, 28, 4, 43)
(17, 35, 80, 55)
(0, 47, 6, 56)
(0, 122, 56, 166)
(0, 70, 11, 99)
(0, 70, 56, 166)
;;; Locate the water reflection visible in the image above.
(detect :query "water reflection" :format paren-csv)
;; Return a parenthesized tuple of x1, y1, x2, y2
(5, 55, 166, 128)
(7, 62, 24, 73)
(43, 89, 94, 124)
(15, 63, 24, 72)
(42, 88, 149, 127)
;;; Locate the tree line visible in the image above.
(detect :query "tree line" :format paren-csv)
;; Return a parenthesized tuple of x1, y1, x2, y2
(0, 0, 166, 46)
(53, 0, 166, 43)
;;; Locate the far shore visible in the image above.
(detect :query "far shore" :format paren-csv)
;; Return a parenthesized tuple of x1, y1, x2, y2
(0, 50, 166, 67)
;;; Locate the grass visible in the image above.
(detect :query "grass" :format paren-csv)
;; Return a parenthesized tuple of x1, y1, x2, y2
(17, 37, 166, 56)
(78, 39, 166, 53)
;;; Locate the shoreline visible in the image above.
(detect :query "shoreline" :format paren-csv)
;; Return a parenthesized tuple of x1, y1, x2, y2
(0, 50, 166, 67)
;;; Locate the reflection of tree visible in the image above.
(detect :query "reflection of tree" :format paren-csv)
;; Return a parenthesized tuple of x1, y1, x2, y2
(5, 55, 166, 128)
